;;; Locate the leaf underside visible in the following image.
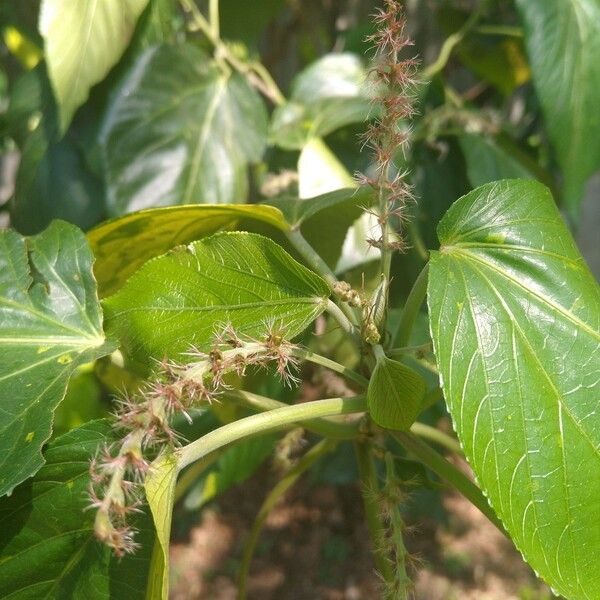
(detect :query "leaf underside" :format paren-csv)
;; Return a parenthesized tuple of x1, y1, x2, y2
(428, 179, 600, 599)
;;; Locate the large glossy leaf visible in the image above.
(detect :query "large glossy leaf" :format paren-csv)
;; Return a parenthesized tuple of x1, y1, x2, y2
(104, 232, 330, 366)
(39, 0, 149, 134)
(0, 421, 156, 599)
(428, 179, 600, 598)
(0, 221, 114, 497)
(270, 53, 376, 150)
(515, 0, 600, 219)
(101, 43, 268, 215)
(88, 204, 288, 298)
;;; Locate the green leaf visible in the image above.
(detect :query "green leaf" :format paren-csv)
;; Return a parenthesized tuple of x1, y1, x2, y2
(458, 133, 535, 189)
(104, 232, 330, 366)
(368, 356, 426, 431)
(428, 179, 600, 598)
(88, 204, 288, 298)
(0, 221, 114, 497)
(101, 44, 268, 215)
(270, 53, 376, 150)
(515, 0, 600, 219)
(39, 0, 149, 134)
(144, 452, 178, 600)
(0, 420, 155, 599)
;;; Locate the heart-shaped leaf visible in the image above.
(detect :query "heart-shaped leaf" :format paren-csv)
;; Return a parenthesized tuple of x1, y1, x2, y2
(368, 356, 426, 431)
(515, 0, 600, 219)
(104, 232, 330, 366)
(101, 43, 268, 215)
(39, 0, 149, 134)
(88, 204, 288, 298)
(428, 179, 600, 598)
(0, 221, 114, 497)
(0, 421, 156, 599)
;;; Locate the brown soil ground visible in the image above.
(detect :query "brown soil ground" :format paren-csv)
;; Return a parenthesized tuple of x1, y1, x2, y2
(169, 456, 554, 600)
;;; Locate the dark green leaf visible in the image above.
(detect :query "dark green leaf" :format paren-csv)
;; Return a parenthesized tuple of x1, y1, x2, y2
(368, 356, 426, 431)
(0, 221, 114, 496)
(104, 232, 330, 366)
(88, 204, 288, 298)
(515, 0, 600, 219)
(428, 179, 600, 598)
(458, 133, 535, 188)
(270, 53, 376, 150)
(101, 44, 268, 215)
(0, 421, 155, 599)
(39, 0, 149, 133)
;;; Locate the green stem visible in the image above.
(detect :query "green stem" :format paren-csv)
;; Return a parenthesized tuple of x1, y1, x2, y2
(475, 24, 523, 37)
(292, 347, 369, 388)
(355, 441, 393, 583)
(422, 7, 484, 80)
(393, 432, 504, 531)
(387, 342, 432, 357)
(384, 453, 410, 599)
(223, 389, 363, 439)
(179, 0, 284, 105)
(238, 438, 336, 599)
(286, 228, 338, 289)
(177, 396, 367, 470)
(209, 0, 219, 38)
(407, 221, 429, 262)
(326, 300, 360, 339)
(410, 421, 461, 454)
(392, 263, 429, 349)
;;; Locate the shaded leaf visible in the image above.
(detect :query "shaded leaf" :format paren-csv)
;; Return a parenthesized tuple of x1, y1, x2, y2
(515, 0, 600, 219)
(0, 221, 114, 497)
(104, 232, 330, 366)
(0, 421, 155, 599)
(39, 0, 149, 133)
(428, 179, 600, 598)
(458, 133, 535, 188)
(88, 204, 288, 298)
(101, 44, 268, 215)
(270, 53, 376, 150)
(368, 356, 426, 431)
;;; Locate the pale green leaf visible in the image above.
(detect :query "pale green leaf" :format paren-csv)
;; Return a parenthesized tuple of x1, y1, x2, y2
(270, 53, 376, 150)
(144, 452, 178, 600)
(428, 179, 600, 598)
(368, 357, 426, 431)
(103, 232, 330, 366)
(0, 421, 155, 599)
(87, 204, 288, 298)
(39, 0, 149, 133)
(101, 44, 268, 215)
(0, 221, 114, 497)
(515, 0, 600, 219)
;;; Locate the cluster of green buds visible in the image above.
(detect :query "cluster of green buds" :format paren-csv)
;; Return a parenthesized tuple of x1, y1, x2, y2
(89, 322, 300, 555)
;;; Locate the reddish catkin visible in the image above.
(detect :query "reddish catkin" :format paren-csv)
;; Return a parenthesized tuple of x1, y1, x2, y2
(89, 323, 300, 555)
(358, 0, 420, 254)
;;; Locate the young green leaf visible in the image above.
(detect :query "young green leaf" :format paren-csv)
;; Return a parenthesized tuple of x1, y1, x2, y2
(88, 204, 288, 298)
(270, 53, 377, 150)
(0, 221, 114, 497)
(39, 0, 149, 134)
(101, 44, 268, 215)
(0, 421, 155, 599)
(428, 179, 600, 599)
(103, 232, 330, 366)
(368, 356, 426, 431)
(515, 0, 600, 220)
